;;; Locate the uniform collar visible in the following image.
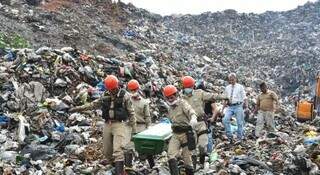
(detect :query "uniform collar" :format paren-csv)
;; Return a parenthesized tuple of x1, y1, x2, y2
(131, 96, 141, 101)
(169, 98, 181, 108)
(108, 89, 122, 98)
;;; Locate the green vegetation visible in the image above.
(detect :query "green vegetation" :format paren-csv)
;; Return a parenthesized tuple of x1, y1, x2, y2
(0, 32, 29, 49)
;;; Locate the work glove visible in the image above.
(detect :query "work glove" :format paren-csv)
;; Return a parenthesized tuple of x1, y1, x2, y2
(189, 115, 198, 129)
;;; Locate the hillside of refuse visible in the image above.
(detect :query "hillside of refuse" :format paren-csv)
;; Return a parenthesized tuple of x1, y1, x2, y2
(1, 1, 320, 95)
(0, 0, 320, 174)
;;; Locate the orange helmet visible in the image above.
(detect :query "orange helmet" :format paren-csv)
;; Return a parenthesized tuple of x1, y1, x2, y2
(181, 76, 195, 88)
(127, 79, 140, 91)
(104, 75, 119, 90)
(163, 85, 178, 97)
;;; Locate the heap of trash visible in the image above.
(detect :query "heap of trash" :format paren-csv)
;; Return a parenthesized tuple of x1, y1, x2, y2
(0, 0, 320, 174)
(0, 46, 319, 174)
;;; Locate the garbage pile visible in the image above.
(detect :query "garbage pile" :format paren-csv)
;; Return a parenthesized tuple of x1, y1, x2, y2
(163, 1, 320, 94)
(0, 0, 320, 96)
(0, 0, 320, 174)
(0, 46, 223, 174)
(0, 46, 319, 174)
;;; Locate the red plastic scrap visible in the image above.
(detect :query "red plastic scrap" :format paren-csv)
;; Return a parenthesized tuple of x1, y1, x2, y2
(80, 54, 91, 61)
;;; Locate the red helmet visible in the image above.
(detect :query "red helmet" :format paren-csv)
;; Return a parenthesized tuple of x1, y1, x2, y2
(163, 85, 178, 97)
(127, 79, 140, 91)
(104, 75, 119, 90)
(181, 76, 195, 88)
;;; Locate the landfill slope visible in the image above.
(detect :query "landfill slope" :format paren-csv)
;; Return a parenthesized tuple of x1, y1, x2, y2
(0, 0, 320, 175)
(163, 2, 320, 94)
(1, 1, 320, 93)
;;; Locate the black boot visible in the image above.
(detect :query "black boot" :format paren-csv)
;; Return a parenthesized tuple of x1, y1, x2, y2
(115, 161, 125, 175)
(147, 155, 155, 168)
(124, 152, 133, 168)
(168, 159, 179, 175)
(185, 167, 194, 175)
(191, 155, 197, 170)
(199, 154, 206, 169)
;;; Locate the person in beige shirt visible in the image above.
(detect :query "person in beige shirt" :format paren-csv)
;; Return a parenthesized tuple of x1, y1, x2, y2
(126, 79, 154, 168)
(127, 80, 151, 133)
(163, 85, 198, 175)
(254, 82, 279, 137)
(181, 76, 228, 169)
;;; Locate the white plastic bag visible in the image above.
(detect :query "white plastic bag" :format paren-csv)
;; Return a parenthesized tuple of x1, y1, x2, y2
(18, 115, 30, 143)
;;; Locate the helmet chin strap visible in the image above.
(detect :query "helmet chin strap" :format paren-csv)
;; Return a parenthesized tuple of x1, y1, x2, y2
(110, 88, 119, 95)
(131, 92, 140, 99)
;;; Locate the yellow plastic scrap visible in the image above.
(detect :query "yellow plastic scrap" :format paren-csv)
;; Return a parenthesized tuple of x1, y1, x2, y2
(316, 155, 320, 161)
(235, 148, 243, 155)
(234, 146, 245, 155)
(96, 69, 104, 77)
(305, 131, 318, 137)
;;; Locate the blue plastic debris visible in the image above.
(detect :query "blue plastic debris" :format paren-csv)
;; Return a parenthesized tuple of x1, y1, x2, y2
(123, 30, 137, 38)
(159, 118, 171, 124)
(38, 135, 49, 143)
(304, 137, 320, 145)
(3, 51, 16, 61)
(207, 126, 214, 153)
(96, 81, 106, 92)
(54, 120, 65, 132)
(0, 114, 10, 126)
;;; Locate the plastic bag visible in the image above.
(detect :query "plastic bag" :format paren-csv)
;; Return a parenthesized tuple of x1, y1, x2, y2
(18, 115, 30, 143)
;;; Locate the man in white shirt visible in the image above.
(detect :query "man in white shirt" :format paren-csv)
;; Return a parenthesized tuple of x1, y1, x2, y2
(222, 73, 247, 143)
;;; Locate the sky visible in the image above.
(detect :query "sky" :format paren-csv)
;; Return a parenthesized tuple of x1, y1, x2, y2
(120, 0, 317, 16)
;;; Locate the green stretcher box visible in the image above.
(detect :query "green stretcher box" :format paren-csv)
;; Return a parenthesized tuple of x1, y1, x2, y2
(132, 123, 172, 155)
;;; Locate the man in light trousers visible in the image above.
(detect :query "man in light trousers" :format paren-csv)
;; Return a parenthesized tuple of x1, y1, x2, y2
(254, 82, 279, 137)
